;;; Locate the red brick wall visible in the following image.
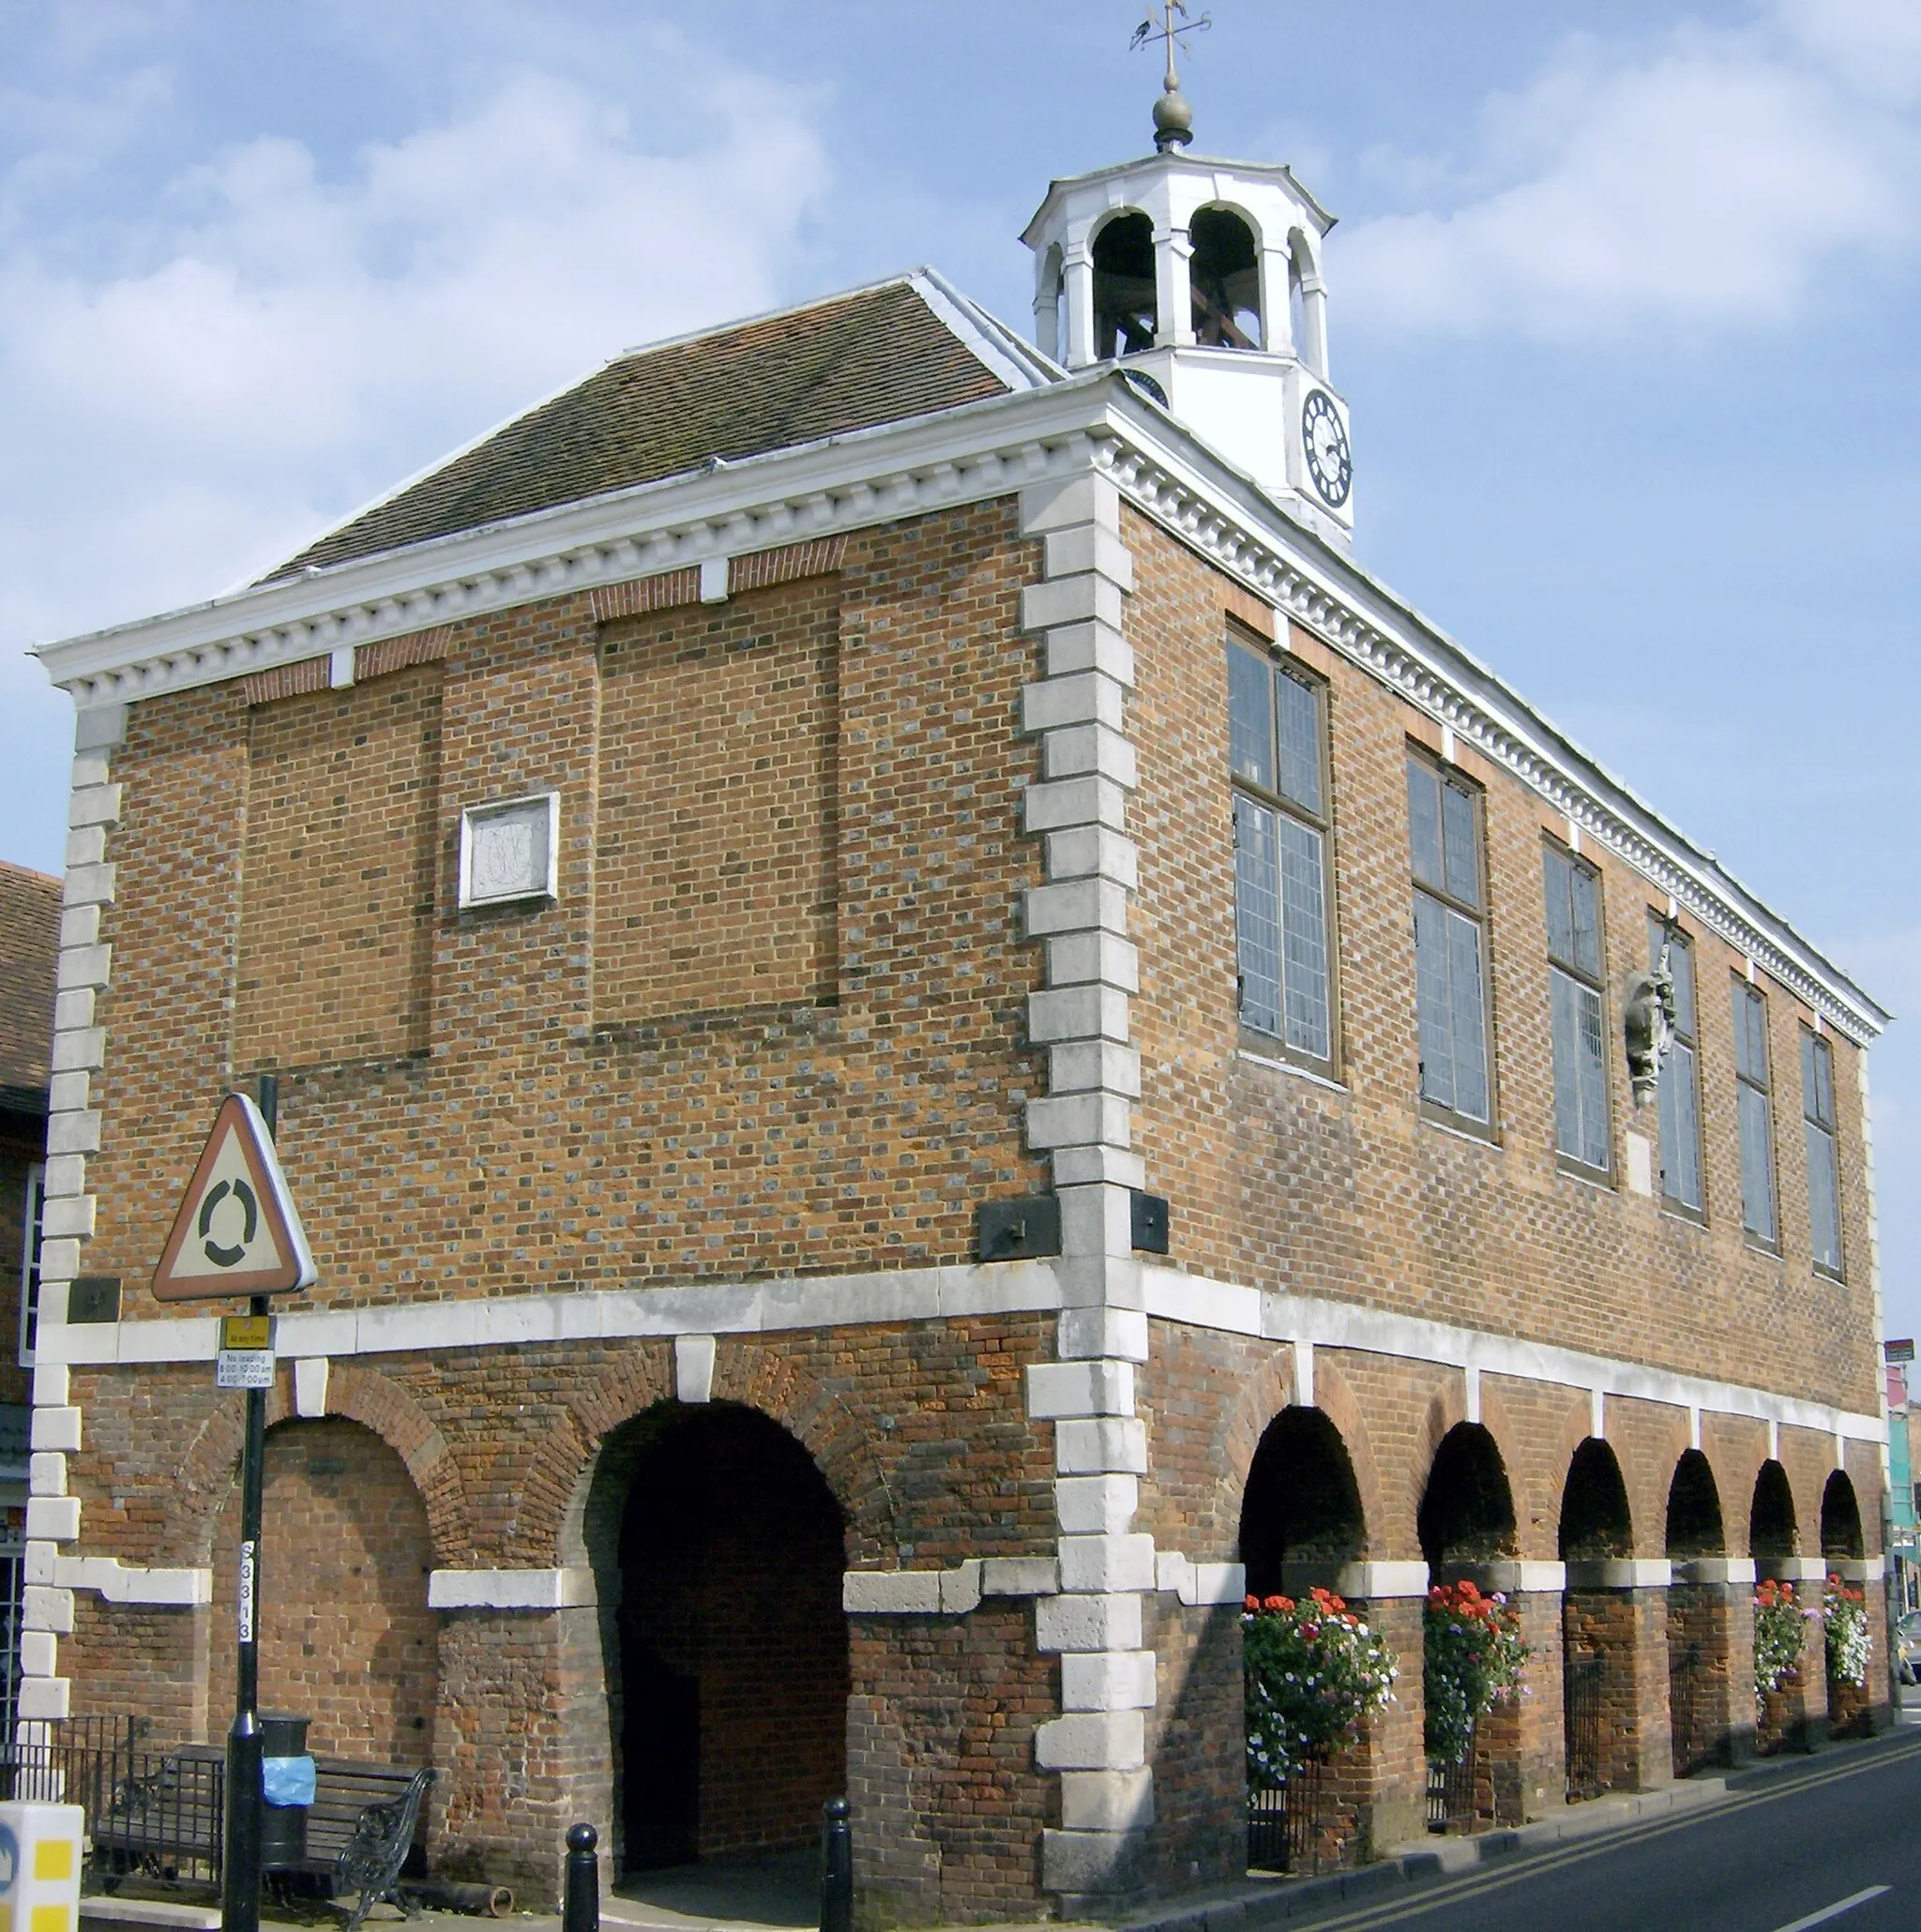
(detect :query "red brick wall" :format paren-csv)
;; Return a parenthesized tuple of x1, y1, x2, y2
(207, 1417, 436, 1763)
(235, 667, 442, 1070)
(596, 581, 839, 1023)
(1122, 505, 1879, 1418)
(83, 501, 1047, 1316)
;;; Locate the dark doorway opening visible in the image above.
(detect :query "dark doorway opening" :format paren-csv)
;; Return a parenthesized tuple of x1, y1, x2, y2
(1418, 1424, 1517, 1569)
(1239, 1406, 1366, 1596)
(614, 1404, 848, 1872)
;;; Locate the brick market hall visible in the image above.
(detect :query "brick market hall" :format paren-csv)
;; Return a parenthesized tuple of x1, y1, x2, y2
(19, 48, 1891, 1926)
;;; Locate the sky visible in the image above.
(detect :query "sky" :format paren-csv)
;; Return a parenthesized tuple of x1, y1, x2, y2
(2, 0, 1917, 1343)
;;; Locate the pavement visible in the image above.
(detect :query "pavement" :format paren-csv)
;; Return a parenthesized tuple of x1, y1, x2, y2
(76, 1696, 1921, 1932)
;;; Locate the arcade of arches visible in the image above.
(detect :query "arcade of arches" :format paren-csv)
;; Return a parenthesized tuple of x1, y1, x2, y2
(1234, 1401, 1884, 1851)
(160, 1389, 1880, 1893)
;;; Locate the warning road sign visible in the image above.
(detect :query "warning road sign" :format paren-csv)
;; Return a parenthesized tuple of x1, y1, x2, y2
(151, 1094, 316, 1303)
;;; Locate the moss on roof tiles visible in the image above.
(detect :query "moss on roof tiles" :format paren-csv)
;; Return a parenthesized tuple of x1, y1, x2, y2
(269, 280, 1008, 581)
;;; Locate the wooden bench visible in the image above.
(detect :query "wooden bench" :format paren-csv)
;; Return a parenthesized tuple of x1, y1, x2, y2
(91, 1745, 434, 1931)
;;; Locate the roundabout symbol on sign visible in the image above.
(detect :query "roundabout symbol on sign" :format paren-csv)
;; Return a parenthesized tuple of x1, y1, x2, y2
(198, 1178, 259, 1268)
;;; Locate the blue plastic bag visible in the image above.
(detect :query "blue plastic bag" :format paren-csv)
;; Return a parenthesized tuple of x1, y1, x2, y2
(263, 1754, 316, 1807)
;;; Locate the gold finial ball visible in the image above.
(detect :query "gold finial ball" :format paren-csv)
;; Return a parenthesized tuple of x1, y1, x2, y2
(1153, 86, 1194, 152)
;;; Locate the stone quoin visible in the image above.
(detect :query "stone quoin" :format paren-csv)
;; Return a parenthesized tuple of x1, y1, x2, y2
(22, 67, 1892, 1927)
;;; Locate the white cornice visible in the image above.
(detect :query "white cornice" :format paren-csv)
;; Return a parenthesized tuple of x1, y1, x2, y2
(31, 355, 1885, 1041)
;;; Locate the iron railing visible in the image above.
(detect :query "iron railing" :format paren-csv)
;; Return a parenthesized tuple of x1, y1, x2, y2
(1564, 1654, 1606, 1801)
(1247, 1758, 1325, 1873)
(1425, 1722, 1477, 1834)
(3, 1719, 224, 1886)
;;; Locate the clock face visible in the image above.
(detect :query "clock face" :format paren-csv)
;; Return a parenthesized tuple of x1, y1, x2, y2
(1301, 389, 1352, 508)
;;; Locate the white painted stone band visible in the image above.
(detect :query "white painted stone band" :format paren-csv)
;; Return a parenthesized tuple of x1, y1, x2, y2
(50, 1557, 210, 1607)
(427, 1568, 596, 1611)
(38, 1268, 1882, 1453)
(1564, 1559, 1673, 1591)
(1146, 1269, 1884, 1445)
(842, 1559, 1060, 1615)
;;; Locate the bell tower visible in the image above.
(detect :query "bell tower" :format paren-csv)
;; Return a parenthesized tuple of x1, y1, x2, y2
(1021, 22, 1354, 539)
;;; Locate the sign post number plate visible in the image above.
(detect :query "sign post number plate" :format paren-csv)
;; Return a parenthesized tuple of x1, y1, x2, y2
(216, 1314, 275, 1390)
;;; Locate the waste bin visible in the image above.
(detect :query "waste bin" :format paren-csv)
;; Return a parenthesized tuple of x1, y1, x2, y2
(260, 1713, 312, 1870)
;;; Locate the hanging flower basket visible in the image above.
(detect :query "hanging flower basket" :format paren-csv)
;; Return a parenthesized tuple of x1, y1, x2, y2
(1423, 1580, 1527, 1767)
(1242, 1588, 1399, 1789)
(1753, 1578, 1815, 1714)
(1823, 1574, 1869, 1690)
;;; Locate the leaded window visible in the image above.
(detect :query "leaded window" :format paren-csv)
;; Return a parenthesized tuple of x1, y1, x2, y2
(1803, 1030, 1842, 1275)
(1230, 640, 1334, 1065)
(1408, 752, 1490, 1124)
(1732, 981, 1777, 1246)
(1649, 918, 1703, 1215)
(1544, 846, 1609, 1171)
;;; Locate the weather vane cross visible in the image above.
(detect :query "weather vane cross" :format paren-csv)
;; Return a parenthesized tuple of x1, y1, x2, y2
(1130, 1, 1210, 151)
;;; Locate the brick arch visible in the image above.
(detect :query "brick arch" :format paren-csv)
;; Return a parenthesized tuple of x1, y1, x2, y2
(712, 1343, 900, 1562)
(1612, 1407, 1692, 1560)
(174, 1362, 465, 1566)
(1410, 1377, 1528, 1532)
(1697, 1422, 1772, 1560)
(1206, 1346, 1387, 1561)
(533, 1339, 899, 1567)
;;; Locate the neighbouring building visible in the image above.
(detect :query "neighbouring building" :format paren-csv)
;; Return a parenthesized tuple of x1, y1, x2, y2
(0, 861, 59, 1733)
(1884, 1353, 1915, 1613)
(22, 82, 1892, 1921)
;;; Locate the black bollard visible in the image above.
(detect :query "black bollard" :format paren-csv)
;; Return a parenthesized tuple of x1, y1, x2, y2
(820, 1797, 853, 1932)
(563, 1822, 598, 1932)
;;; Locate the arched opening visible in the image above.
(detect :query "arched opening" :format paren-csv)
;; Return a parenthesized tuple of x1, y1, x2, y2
(1418, 1426, 1518, 1829)
(1749, 1458, 1804, 1752)
(1238, 1406, 1366, 1597)
(1558, 1439, 1637, 1800)
(1189, 206, 1261, 348)
(1035, 243, 1066, 364)
(1558, 1441, 1632, 1561)
(211, 1418, 436, 1764)
(1664, 1451, 1732, 1774)
(1418, 1424, 1517, 1568)
(1821, 1470, 1870, 1737)
(1287, 229, 1327, 376)
(1821, 1471, 1865, 1562)
(1092, 211, 1157, 358)
(1749, 1460, 1798, 1568)
(1665, 1450, 1725, 1560)
(596, 1403, 848, 1874)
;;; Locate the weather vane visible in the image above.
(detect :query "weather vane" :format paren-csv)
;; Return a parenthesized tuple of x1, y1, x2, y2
(1131, 1, 1210, 152)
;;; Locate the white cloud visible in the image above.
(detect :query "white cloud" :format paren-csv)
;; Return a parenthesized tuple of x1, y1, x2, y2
(1339, 10, 1920, 343)
(0, 60, 827, 646)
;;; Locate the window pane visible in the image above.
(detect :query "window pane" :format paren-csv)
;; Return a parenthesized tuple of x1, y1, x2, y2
(1278, 817, 1330, 1059)
(1442, 780, 1480, 908)
(1234, 795, 1282, 1036)
(1414, 889, 1456, 1109)
(1229, 646, 1274, 791)
(1651, 918, 1697, 1040)
(1738, 1083, 1777, 1243)
(1551, 970, 1610, 1168)
(1804, 1033, 1836, 1129)
(1275, 668, 1323, 816)
(1408, 759, 1444, 891)
(1807, 1119, 1841, 1271)
(1445, 905, 1490, 1121)
(1659, 1039, 1703, 1209)
(1570, 865, 1601, 976)
(1733, 985, 1769, 1086)
(1544, 849, 1575, 966)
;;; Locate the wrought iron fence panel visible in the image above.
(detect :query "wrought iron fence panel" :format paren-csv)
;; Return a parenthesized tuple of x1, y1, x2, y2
(1246, 1757, 1326, 1873)
(1565, 1654, 1607, 1801)
(1425, 1720, 1478, 1833)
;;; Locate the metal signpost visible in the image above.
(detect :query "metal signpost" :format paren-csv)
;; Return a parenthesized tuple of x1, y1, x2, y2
(151, 1078, 315, 1932)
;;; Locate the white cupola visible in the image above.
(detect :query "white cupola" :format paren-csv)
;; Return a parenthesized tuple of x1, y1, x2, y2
(1021, 83, 1354, 539)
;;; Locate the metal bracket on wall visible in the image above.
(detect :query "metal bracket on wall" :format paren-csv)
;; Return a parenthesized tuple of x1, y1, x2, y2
(975, 1196, 1063, 1263)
